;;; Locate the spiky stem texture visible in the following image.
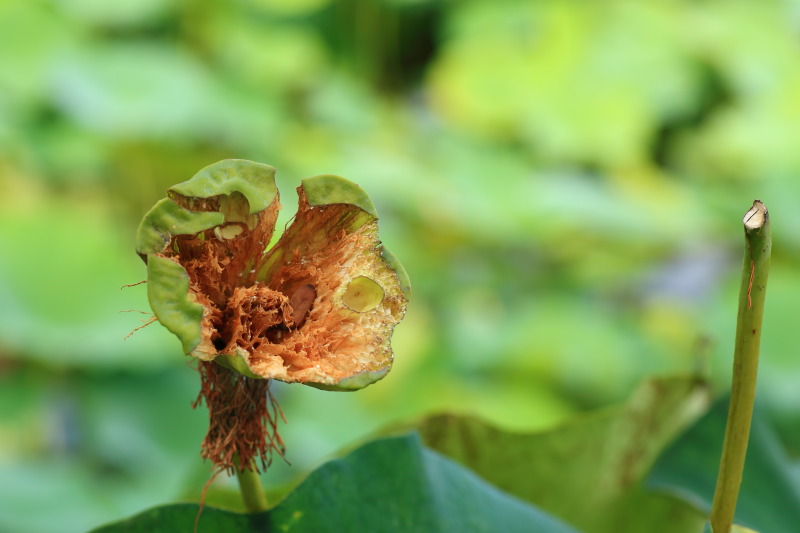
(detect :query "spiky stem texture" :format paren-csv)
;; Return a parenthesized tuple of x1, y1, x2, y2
(710, 200, 771, 533)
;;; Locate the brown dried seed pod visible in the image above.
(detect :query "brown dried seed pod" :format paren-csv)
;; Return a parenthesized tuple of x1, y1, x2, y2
(137, 160, 410, 472)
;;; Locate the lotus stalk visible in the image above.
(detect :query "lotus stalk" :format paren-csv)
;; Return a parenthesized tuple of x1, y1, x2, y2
(709, 200, 771, 533)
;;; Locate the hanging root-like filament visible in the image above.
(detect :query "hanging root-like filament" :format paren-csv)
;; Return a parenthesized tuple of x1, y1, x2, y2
(193, 361, 287, 474)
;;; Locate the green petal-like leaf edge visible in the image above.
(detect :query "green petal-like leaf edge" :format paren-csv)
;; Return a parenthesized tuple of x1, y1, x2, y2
(308, 368, 391, 391)
(146, 255, 204, 355)
(169, 159, 278, 214)
(301, 174, 378, 218)
(381, 246, 411, 298)
(136, 198, 224, 255)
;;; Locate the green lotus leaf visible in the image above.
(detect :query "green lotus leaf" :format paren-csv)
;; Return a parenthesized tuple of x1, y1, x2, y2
(418, 376, 711, 533)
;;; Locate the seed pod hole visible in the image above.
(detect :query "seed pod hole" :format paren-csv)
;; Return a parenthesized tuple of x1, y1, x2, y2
(342, 276, 384, 313)
(290, 284, 316, 327)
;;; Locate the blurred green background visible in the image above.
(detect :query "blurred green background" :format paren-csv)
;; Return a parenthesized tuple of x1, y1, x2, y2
(2, 0, 800, 531)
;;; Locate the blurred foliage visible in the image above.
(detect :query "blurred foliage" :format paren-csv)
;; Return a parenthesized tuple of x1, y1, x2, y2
(2, 0, 800, 531)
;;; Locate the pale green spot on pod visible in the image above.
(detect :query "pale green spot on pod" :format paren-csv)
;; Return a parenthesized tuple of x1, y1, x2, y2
(342, 276, 385, 313)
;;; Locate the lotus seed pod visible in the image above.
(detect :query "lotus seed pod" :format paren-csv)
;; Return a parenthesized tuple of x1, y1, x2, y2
(137, 159, 409, 391)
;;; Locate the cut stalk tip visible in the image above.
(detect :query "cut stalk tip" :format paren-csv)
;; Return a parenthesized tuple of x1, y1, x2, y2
(743, 200, 767, 231)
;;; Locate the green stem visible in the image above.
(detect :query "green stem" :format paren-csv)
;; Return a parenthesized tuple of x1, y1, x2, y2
(235, 458, 268, 513)
(710, 200, 771, 533)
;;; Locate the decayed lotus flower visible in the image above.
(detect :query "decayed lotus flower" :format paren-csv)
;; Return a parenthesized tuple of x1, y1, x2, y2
(135, 159, 409, 472)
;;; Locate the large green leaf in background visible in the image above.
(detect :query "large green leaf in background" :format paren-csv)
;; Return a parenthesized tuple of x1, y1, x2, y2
(91, 433, 579, 533)
(648, 396, 800, 533)
(417, 376, 710, 533)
